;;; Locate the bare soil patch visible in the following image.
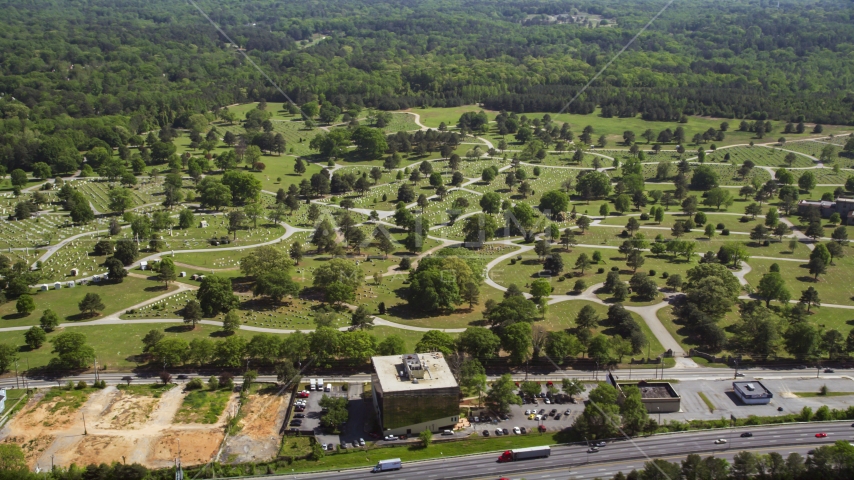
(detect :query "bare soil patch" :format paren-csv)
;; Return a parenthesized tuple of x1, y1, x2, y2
(0, 385, 238, 470)
(222, 384, 290, 464)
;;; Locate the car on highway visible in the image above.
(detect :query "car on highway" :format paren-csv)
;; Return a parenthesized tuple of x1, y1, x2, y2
(595, 441, 606, 447)
(741, 432, 753, 437)
(796, 365, 807, 369)
(513, 427, 521, 435)
(816, 433, 828, 438)
(483, 430, 490, 437)
(587, 447, 599, 453)
(177, 374, 188, 380)
(714, 439, 727, 444)
(735, 372, 745, 377)
(824, 368, 835, 373)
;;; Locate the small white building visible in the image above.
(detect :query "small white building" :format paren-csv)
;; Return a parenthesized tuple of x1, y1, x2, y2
(179, 271, 187, 277)
(70, 268, 79, 277)
(66, 281, 75, 288)
(140, 261, 148, 271)
(53, 282, 61, 290)
(40, 284, 49, 291)
(200, 220, 209, 228)
(92, 275, 101, 283)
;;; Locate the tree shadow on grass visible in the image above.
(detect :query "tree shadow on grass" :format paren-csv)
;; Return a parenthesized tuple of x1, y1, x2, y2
(2, 312, 30, 320)
(64, 312, 99, 322)
(165, 325, 194, 333)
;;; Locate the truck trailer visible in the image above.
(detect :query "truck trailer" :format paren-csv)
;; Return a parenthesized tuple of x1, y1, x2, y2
(372, 458, 402, 473)
(497, 446, 551, 462)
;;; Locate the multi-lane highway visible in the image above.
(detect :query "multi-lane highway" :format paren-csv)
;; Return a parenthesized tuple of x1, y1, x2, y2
(269, 421, 853, 480)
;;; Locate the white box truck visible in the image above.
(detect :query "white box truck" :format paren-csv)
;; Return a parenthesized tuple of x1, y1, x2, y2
(372, 458, 402, 473)
(325, 383, 332, 392)
(497, 446, 551, 462)
(310, 379, 316, 391)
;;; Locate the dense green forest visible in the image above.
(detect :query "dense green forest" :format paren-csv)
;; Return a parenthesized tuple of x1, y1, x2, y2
(1, 0, 854, 173)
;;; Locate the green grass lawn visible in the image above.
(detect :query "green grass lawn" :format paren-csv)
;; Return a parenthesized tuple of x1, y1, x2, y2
(174, 388, 232, 424)
(0, 276, 177, 328)
(115, 383, 175, 398)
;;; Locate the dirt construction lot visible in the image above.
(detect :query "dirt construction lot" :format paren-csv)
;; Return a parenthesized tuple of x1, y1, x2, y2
(221, 384, 291, 464)
(0, 385, 238, 470)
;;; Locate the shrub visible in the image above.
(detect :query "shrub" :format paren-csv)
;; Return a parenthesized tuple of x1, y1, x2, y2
(208, 376, 220, 391)
(640, 213, 650, 220)
(611, 266, 620, 272)
(187, 378, 204, 390)
(716, 223, 725, 230)
(648, 269, 656, 276)
(510, 259, 516, 265)
(76, 380, 87, 390)
(399, 257, 411, 270)
(661, 272, 669, 278)
(740, 216, 751, 223)
(65, 380, 74, 390)
(574, 279, 587, 292)
(597, 267, 605, 274)
(722, 229, 730, 235)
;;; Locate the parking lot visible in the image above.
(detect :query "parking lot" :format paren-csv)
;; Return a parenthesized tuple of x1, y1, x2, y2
(287, 382, 374, 452)
(462, 382, 585, 437)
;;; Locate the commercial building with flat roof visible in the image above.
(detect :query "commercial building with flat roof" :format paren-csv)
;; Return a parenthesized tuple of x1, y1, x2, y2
(371, 353, 460, 436)
(608, 373, 681, 413)
(732, 381, 773, 405)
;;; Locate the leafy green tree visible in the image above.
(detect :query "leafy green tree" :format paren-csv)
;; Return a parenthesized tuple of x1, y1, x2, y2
(78, 293, 105, 317)
(197, 276, 238, 316)
(485, 374, 522, 414)
(457, 327, 501, 360)
(50, 331, 95, 368)
(757, 272, 790, 307)
(16, 294, 35, 315)
(222, 310, 241, 335)
(25, 326, 46, 349)
(501, 321, 533, 363)
(620, 386, 649, 435)
(415, 330, 456, 356)
(0, 344, 18, 374)
(40, 309, 59, 332)
(377, 335, 407, 356)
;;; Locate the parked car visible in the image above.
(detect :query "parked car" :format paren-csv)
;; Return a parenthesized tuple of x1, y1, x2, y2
(294, 413, 305, 418)
(539, 409, 546, 415)
(384, 435, 397, 441)
(289, 420, 302, 426)
(483, 430, 490, 437)
(528, 414, 536, 420)
(502, 428, 509, 435)
(326, 443, 335, 451)
(513, 427, 521, 435)
(495, 429, 503, 436)
(544, 398, 551, 404)
(473, 416, 480, 422)
(321, 443, 327, 450)
(565, 409, 572, 416)
(360, 438, 365, 446)
(555, 414, 561, 420)
(538, 424, 547, 432)
(520, 427, 527, 434)
(550, 409, 557, 416)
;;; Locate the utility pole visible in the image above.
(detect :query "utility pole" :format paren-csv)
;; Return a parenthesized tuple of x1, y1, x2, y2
(83, 413, 88, 435)
(14, 360, 19, 388)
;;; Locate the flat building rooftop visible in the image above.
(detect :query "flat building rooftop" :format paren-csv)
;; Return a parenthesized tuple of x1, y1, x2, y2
(372, 353, 458, 393)
(618, 381, 680, 399)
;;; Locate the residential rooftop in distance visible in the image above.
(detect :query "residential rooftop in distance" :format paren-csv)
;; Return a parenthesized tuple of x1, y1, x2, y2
(371, 352, 458, 393)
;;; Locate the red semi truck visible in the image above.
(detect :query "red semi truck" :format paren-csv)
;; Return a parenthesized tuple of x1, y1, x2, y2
(497, 446, 551, 462)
